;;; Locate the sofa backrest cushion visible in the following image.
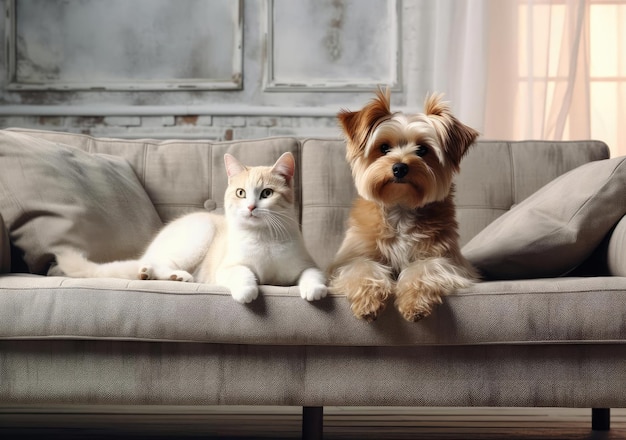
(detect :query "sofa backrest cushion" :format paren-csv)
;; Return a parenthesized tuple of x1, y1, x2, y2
(0, 130, 163, 274)
(6, 129, 301, 223)
(301, 139, 610, 270)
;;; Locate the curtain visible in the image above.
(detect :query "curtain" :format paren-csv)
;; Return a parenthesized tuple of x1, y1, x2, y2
(438, 0, 625, 158)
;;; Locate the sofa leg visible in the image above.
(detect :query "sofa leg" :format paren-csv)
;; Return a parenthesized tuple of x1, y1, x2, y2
(302, 406, 323, 440)
(592, 408, 610, 431)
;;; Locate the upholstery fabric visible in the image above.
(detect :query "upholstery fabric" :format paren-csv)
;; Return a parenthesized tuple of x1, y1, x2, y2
(6, 129, 302, 223)
(0, 131, 163, 274)
(608, 215, 626, 276)
(1, 274, 625, 346)
(301, 138, 610, 270)
(0, 212, 9, 273)
(0, 128, 623, 412)
(1, 340, 625, 408)
(463, 156, 626, 280)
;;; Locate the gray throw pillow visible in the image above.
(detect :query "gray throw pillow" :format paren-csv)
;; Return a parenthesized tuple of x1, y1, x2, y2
(462, 156, 626, 279)
(0, 130, 163, 274)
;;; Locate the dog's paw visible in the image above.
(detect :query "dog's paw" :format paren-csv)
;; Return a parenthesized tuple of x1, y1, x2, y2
(350, 295, 387, 322)
(395, 285, 444, 322)
(230, 285, 259, 304)
(397, 301, 438, 322)
(330, 260, 393, 322)
(168, 270, 194, 282)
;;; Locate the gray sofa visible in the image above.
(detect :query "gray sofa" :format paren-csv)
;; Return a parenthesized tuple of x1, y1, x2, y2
(1, 128, 625, 437)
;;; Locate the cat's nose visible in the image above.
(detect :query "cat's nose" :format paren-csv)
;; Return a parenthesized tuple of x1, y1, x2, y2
(248, 204, 256, 212)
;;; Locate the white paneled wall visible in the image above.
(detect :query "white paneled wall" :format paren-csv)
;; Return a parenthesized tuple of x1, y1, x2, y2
(0, 0, 440, 140)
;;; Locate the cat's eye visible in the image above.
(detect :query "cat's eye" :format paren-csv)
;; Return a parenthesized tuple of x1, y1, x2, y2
(380, 144, 391, 155)
(235, 188, 246, 198)
(415, 145, 429, 157)
(260, 188, 274, 199)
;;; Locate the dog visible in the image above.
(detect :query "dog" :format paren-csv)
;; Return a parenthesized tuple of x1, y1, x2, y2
(328, 88, 479, 322)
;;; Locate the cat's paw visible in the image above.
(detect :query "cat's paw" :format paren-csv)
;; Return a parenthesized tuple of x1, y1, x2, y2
(230, 285, 259, 304)
(168, 270, 194, 282)
(298, 268, 328, 301)
(138, 265, 154, 280)
(300, 284, 328, 301)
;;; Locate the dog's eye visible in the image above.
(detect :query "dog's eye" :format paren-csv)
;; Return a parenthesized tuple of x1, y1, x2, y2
(415, 145, 429, 157)
(235, 188, 246, 198)
(260, 188, 273, 199)
(380, 144, 391, 155)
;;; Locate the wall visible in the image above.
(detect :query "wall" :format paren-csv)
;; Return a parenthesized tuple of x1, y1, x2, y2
(0, 0, 443, 140)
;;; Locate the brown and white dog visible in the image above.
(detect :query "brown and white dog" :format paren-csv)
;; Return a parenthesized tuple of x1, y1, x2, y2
(329, 88, 479, 322)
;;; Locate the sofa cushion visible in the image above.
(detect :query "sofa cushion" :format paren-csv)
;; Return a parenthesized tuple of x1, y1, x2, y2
(0, 212, 9, 273)
(1, 274, 625, 346)
(462, 156, 626, 279)
(0, 131, 163, 274)
(6, 129, 303, 223)
(608, 215, 626, 277)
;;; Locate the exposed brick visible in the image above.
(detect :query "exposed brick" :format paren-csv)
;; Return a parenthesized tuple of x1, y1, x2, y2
(247, 116, 279, 127)
(141, 116, 176, 127)
(232, 126, 269, 139)
(38, 116, 65, 127)
(196, 116, 213, 126)
(269, 126, 342, 139)
(213, 116, 246, 127)
(104, 116, 141, 127)
(176, 115, 199, 125)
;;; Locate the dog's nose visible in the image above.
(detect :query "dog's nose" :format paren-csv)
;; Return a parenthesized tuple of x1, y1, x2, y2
(392, 163, 409, 179)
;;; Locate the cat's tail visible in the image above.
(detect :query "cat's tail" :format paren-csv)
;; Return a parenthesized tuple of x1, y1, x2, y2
(54, 249, 139, 279)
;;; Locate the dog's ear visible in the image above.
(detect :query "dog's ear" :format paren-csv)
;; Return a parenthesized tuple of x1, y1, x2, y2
(424, 93, 479, 168)
(338, 87, 392, 159)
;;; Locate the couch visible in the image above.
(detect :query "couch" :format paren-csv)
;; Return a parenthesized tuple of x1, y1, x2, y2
(0, 128, 625, 438)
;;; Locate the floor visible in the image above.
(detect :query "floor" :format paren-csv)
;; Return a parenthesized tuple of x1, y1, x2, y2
(1, 406, 625, 439)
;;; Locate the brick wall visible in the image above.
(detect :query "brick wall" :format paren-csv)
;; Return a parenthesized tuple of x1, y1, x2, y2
(0, 114, 343, 141)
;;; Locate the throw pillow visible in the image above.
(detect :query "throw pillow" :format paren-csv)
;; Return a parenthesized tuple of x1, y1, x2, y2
(462, 156, 626, 279)
(0, 130, 163, 275)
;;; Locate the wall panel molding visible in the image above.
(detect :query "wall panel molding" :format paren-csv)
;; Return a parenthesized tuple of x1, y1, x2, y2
(264, 0, 401, 92)
(4, 0, 243, 91)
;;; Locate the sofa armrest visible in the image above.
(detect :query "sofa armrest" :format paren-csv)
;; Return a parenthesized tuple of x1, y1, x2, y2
(607, 215, 626, 277)
(0, 212, 10, 274)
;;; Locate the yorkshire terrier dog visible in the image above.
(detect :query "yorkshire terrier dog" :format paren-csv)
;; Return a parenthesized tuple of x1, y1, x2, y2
(329, 88, 479, 322)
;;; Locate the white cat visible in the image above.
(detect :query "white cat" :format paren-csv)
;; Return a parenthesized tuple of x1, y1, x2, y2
(55, 152, 328, 303)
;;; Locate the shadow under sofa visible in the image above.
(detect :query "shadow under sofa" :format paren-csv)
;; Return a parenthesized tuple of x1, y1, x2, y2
(0, 128, 625, 438)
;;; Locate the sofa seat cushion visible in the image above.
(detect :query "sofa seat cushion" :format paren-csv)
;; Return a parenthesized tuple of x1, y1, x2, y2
(1, 274, 625, 346)
(463, 156, 626, 280)
(0, 131, 163, 275)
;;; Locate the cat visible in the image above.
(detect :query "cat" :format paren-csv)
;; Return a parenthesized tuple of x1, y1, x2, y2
(54, 152, 328, 304)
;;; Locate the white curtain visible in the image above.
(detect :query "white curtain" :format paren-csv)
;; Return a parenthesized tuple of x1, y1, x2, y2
(432, 0, 625, 158)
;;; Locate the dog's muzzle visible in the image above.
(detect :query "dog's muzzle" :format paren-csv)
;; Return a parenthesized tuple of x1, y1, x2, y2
(392, 163, 409, 179)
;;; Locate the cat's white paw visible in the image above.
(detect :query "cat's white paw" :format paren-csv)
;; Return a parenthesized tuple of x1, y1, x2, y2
(168, 270, 194, 282)
(138, 265, 154, 280)
(300, 284, 328, 301)
(298, 268, 328, 301)
(230, 285, 259, 304)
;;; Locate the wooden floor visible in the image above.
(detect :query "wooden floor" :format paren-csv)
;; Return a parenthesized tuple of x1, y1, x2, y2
(1, 406, 626, 439)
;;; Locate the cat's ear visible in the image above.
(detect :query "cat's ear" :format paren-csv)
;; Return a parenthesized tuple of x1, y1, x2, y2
(224, 154, 247, 178)
(271, 152, 295, 184)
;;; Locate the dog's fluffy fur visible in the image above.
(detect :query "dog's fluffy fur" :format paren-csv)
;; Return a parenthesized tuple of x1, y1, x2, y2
(328, 88, 479, 322)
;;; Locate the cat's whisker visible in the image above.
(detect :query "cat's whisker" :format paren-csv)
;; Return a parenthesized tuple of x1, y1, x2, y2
(257, 209, 291, 241)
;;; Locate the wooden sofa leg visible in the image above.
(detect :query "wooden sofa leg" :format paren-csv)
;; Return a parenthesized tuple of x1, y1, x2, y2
(592, 408, 610, 431)
(302, 406, 323, 440)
